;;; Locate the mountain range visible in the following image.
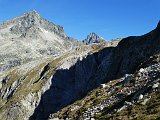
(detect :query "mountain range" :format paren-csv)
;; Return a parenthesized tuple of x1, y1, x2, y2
(0, 11, 159, 120)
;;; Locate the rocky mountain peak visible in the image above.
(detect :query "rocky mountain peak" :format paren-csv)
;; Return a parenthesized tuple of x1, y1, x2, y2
(0, 11, 81, 72)
(6, 10, 67, 38)
(83, 32, 105, 44)
(87, 32, 100, 40)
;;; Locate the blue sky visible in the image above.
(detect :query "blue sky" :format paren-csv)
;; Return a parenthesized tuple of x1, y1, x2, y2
(0, 0, 159, 40)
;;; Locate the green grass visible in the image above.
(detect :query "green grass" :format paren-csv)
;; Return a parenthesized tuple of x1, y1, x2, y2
(111, 92, 160, 120)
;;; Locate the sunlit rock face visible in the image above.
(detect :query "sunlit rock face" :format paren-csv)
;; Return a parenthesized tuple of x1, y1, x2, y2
(0, 10, 81, 72)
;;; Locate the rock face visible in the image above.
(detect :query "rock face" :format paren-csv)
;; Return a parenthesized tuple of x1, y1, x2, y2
(0, 10, 80, 72)
(29, 45, 114, 120)
(0, 11, 160, 120)
(82, 32, 106, 44)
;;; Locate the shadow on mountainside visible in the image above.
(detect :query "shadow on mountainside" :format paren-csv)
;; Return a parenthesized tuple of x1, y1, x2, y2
(29, 24, 160, 120)
(29, 47, 115, 120)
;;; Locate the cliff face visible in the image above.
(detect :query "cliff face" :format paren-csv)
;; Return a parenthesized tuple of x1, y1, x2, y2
(29, 45, 115, 120)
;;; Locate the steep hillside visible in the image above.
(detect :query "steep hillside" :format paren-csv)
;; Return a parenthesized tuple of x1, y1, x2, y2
(50, 54, 160, 120)
(49, 23, 160, 120)
(0, 43, 110, 120)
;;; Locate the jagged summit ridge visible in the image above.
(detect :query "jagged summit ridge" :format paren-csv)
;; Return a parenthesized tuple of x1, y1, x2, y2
(13, 10, 66, 38)
(0, 10, 80, 72)
(83, 32, 105, 44)
(0, 10, 66, 38)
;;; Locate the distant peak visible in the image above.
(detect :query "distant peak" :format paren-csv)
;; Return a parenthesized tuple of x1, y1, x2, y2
(87, 32, 105, 41)
(83, 32, 105, 44)
(87, 32, 100, 39)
